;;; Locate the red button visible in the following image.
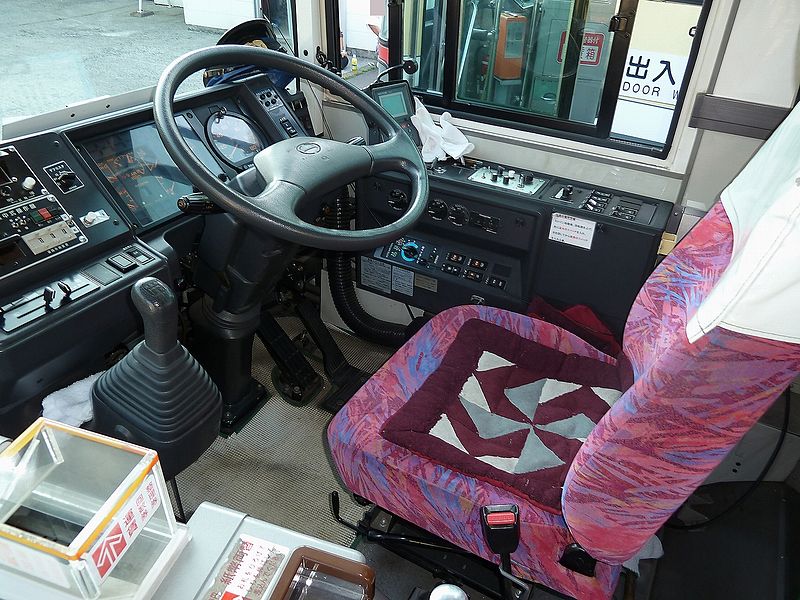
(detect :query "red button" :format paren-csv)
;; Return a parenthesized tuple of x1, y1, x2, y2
(486, 512, 516, 526)
(38, 208, 52, 219)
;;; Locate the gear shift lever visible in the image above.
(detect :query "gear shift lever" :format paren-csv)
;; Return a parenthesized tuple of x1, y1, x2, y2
(92, 277, 222, 479)
(131, 277, 179, 355)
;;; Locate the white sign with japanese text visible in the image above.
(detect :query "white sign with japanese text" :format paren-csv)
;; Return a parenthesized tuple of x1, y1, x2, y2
(86, 472, 161, 583)
(548, 213, 595, 250)
(618, 50, 689, 109)
(205, 536, 288, 600)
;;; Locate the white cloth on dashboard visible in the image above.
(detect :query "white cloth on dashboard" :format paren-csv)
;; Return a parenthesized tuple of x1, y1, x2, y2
(686, 101, 800, 343)
(41, 372, 102, 426)
(411, 98, 474, 162)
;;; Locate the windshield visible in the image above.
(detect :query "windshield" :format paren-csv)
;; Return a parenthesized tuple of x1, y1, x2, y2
(0, 0, 295, 135)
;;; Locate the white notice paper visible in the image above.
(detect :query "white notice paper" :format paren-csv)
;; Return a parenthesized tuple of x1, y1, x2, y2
(548, 213, 596, 250)
(360, 256, 392, 294)
(391, 266, 415, 296)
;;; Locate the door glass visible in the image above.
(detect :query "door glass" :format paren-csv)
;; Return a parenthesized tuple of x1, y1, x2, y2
(455, 0, 620, 124)
(610, 0, 704, 146)
(262, 1, 296, 55)
(404, 0, 448, 94)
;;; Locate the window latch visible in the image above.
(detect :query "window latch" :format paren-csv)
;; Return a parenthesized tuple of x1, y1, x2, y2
(609, 14, 632, 34)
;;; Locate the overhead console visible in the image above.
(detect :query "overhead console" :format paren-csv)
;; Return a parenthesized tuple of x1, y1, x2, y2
(356, 160, 673, 335)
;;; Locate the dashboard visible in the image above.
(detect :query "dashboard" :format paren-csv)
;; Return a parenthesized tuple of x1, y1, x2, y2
(0, 69, 675, 437)
(0, 74, 309, 435)
(356, 162, 673, 336)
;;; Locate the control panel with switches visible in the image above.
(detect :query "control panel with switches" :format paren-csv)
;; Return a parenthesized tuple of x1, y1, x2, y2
(356, 159, 673, 334)
(543, 181, 656, 223)
(0, 147, 88, 280)
(468, 166, 548, 196)
(0, 244, 158, 333)
(379, 237, 510, 293)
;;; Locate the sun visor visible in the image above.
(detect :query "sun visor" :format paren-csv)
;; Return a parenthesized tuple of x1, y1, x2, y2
(686, 102, 800, 343)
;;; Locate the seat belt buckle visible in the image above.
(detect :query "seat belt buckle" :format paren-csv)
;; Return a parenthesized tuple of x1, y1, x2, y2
(481, 504, 520, 555)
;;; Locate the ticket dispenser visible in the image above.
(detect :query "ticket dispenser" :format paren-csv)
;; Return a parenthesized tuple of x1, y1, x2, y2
(492, 12, 528, 105)
(494, 12, 528, 80)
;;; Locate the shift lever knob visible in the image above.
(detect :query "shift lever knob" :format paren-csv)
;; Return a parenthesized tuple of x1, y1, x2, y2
(430, 584, 468, 600)
(131, 277, 178, 355)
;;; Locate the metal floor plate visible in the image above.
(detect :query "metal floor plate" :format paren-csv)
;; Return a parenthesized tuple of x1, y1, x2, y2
(174, 315, 393, 547)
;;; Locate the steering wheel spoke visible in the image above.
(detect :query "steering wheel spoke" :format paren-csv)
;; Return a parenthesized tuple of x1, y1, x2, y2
(366, 134, 422, 176)
(253, 179, 306, 223)
(153, 45, 429, 251)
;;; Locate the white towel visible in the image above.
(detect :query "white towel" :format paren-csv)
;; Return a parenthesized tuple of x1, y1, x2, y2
(41, 373, 103, 427)
(411, 99, 474, 162)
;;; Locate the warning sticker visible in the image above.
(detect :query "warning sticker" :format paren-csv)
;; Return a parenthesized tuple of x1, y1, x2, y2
(548, 213, 596, 250)
(205, 536, 287, 600)
(557, 31, 605, 66)
(360, 256, 392, 294)
(87, 472, 161, 582)
(391, 266, 414, 296)
(415, 273, 438, 293)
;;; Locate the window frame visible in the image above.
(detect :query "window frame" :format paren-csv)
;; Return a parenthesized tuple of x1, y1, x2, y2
(328, 0, 713, 159)
(260, 0, 301, 57)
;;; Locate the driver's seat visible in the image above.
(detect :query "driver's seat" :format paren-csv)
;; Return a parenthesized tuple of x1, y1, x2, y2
(327, 106, 800, 598)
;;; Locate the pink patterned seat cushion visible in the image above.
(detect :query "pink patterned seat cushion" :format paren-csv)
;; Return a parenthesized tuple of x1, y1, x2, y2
(330, 199, 800, 599)
(328, 305, 622, 600)
(381, 319, 622, 511)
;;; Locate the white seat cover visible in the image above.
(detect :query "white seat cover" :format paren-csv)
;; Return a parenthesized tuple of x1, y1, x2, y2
(686, 102, 800, 343)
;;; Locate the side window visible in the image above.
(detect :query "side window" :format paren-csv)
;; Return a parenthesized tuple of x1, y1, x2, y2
(262, 0, 297, 52)
(454, 0, 620, 126)
(331, 0, 708, 155)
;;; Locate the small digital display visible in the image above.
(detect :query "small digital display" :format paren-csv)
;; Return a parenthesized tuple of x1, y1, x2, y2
(83, 116, 223, 227)
(375, 86, 413, 119)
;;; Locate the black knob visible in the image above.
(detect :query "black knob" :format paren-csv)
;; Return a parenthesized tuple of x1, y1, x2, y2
(490, 170, 498, 182)
(43, 286, 56, 305)
(55, 171, 77, 190)
(131, 277, 178, 355)
(524, 173, 534, 185)
(502, 172, 510, 185)
(401, 244, 419, 260)
(564, 185, 574, 197)
(57, 281, 72, 299)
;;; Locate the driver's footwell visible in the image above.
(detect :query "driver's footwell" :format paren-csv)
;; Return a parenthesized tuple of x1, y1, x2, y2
(171, 314, 393, 547)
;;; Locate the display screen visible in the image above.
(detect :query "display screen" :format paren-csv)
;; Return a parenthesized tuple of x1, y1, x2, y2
(83, 116, 222, 227)
(375, 86, 413, 118)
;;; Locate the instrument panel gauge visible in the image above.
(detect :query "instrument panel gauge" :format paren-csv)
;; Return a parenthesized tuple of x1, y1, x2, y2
(206, 110, 267, 169)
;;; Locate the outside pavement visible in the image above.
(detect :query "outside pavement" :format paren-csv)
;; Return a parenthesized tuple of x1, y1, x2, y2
(1, 0, 379, 129)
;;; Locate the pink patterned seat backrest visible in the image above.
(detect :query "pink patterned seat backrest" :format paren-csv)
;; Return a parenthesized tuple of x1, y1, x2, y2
(561, 201, 800, 563)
